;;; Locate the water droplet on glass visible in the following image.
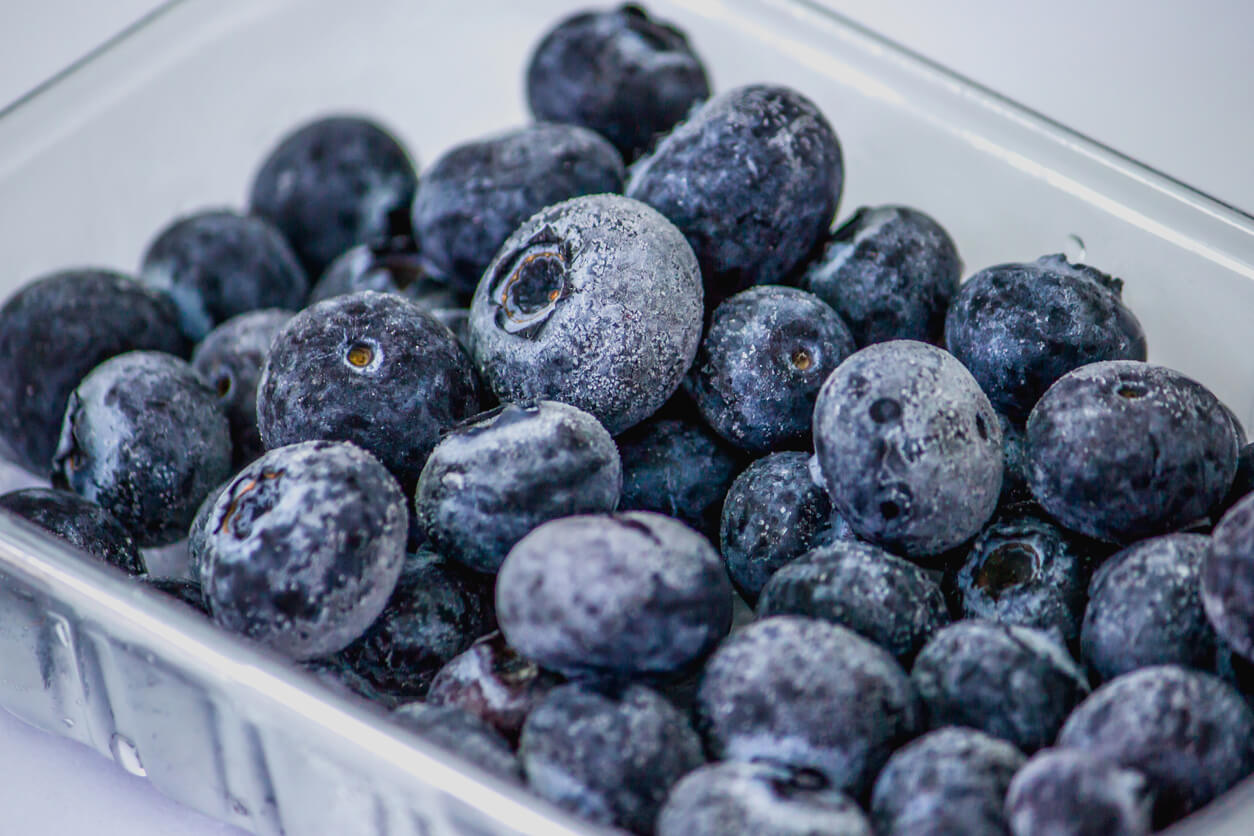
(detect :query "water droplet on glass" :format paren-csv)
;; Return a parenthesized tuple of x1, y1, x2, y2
(62, 717, 75, 729)
(110, 733, 146, 776)
(1064, 234, 1086, 263)
(52, 618, 70, 647)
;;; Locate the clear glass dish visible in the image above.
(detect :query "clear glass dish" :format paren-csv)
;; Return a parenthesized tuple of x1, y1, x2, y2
(0, 0, 1251, 833)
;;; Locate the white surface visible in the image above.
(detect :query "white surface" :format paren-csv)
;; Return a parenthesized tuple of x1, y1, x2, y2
(0, 2, 1249, 835)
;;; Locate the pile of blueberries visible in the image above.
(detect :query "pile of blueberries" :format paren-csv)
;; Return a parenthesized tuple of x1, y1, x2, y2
(4, 4, 1254, 835)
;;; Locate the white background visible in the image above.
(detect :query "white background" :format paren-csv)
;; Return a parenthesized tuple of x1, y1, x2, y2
(0, 1, 1250, 834)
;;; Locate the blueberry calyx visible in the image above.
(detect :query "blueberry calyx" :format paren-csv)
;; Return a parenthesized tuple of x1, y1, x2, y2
(975, 543, 1037, 601)
(491, 228, 572, 339)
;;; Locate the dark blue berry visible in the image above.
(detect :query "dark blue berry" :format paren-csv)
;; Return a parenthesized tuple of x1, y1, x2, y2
(911, 620, 1089, 751)
(1202, 492, 1254, 661)
(140, 576, 209, 615)
(812, 340, 1004, 558)
(302, 653, 389, 704)
(1082, 534, 1215, 681)
(496, 512, 732, 681)
(658, 761, 872, 836)
(519, 682, 704, 833)
(945, 255, 1147, 422)
(685, 285, 855, 453)
(758, 539, 950, 663)
(411, 123, 625, 293)
(0, 269, 185, 475)
(627, 85, 843, 306)
(468, 194, 702, 435)
(870, 727, 1025, 836)
(391, 702, 520, 783)
(196, 440, 407, 659)
(414, 400, 621, 574)
(526, 5, 710, 161)
(1006, 748, 1154, 836)
(999, 414, 1033, 505)
(257, 291, 479, 490)
(801, 205, 962, 347)
(249, 116, 418, 278)
(191, 309, 294, 467)
(1220, 441, 1254, 513)
(52, 351, 231, 547)
(0, 488, 143, 574)
(696, 615, 919, 796)
(1057, 665, 1254, 823)
(140, 209, 307, 341)
(1026, 361, 1239, 543)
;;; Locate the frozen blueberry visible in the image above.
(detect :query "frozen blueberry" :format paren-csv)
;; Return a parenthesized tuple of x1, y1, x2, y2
(468, 194, 702, 435)
(496, 511, 731, 680)
(812, 340, 1004, 558)
(1220, 441, 1254, 513)
(696, 615, 919, 796)
(257, 291, 478, 490)
(628, 85, 842, 306)
(801, 206, 962, 347)
(955, 508, 1091, 645)
(758, 540, 949, 663)
(191, 309, 294, 467)
(1202, 492, 1254, 660)
(140, 209, 307, 341)
(519, 682, 703, 833)
(342, 549, 494, 700)
(0, 269, 185, 475)
(140, 576, 209, 615)
(427, 631, 562, 744)
(414, 400, 621, 574)
(1082, 534, 1214, 681)
(195, 440, 407, 660)
(51, 352, 231, 547)
(616, 416, 741, 540)
(302, 654, 389, 704)
(911, 620, 1089, 751)
(412, 123, 625, 293)
(657, 761, 872, 836)
(685, 286, 856, 453)
(945, 255, 1147, 422)
(526, 5, 710, 161)
(720, 452, 840, 603)
(1057, 665, 1254, 822)
(1026, 361, 1239, 543)
(1006, 748, 1154, 836)
(392, 702, 520, 783)
(870, 727, 1025, 836)
(249, 115, 418, 278)
(999, 415, 1033, 505)
(0, 488, 143, 574)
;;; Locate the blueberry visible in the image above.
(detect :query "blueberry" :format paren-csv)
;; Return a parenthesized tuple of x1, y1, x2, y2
(427, 630, 563, 745)
(140, 576, 209, 615)
(1202, 492, 1254, 661)
(1026, 361, 1239, 543)
(1057, 665, 1254, 823)
(801, 206, 962, 347)
(412, 123, 625, 293)
(1082, 533, 1214, 681)
(945, 255, 1147, 422)
(1006, 748, 1154, 836)
(1220, 441, 1254, 513)
(685, 285, 856, 453)
(191, 309, 294, 467)
(911, 620, 1090, 751)
(51, 351, 231, 547)
(526, 5, 710, 161)
(0, 269, 185, 475)
(757, 539, 950, 664)
(468, 194, 702, 435)
(870, 727, 1025, 836)
(657, 761, 873, 836)
(998, 414, 1033, 505)
(139, 209, 307, 341)
(0, 488, 143, 574)
(519, 682, 704, 833)
(616, 416, 741, 541)
(955, 507, 1092, 645)
(257, 291, 479, 490)
(812, 340, 1004, 558)
(414, 400, 621, 574)
(249, 115, 418, 278)
(302, 654, 389, 704)
(341, 549, 494, 700)
(719, 452, 842, 602)
(496, 512, 731, 680)
(391, 702, 520, 783)
(695, 615, 919, 796)
(628, 85, 843, 306)
(196, 440, 407, 660)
